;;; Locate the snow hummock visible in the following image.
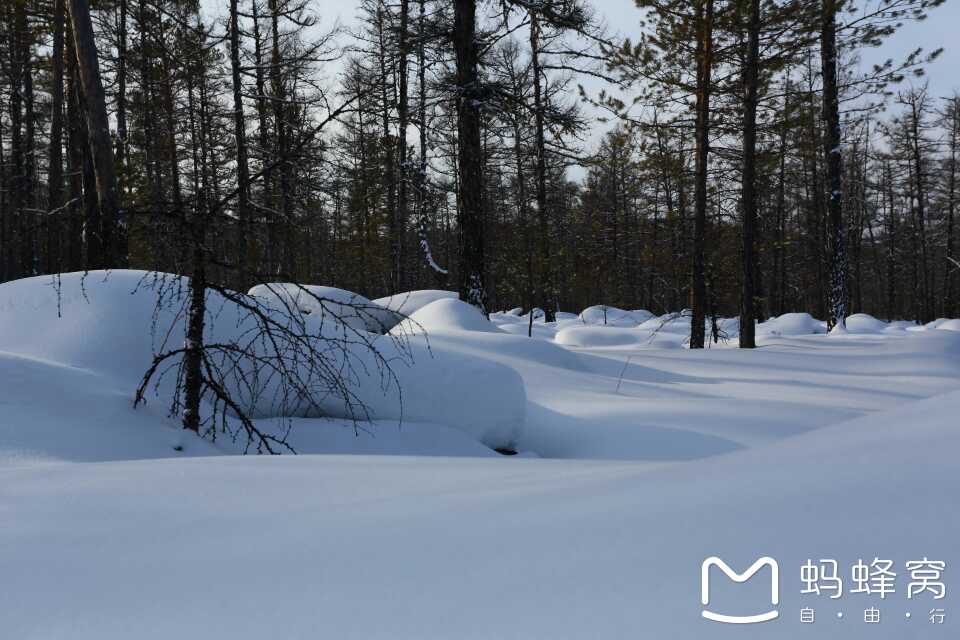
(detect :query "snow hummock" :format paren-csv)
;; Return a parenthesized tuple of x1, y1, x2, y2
(249, 283, 397, 333)
(392, 298, 503, 334)
(0, 272, 523, 452)
(372, 289, 458, 320)
(937, 318, 960, 332)
(579, 304, 652, 326)
(758, 312, 827, 336)
(844, 312, 887, 334)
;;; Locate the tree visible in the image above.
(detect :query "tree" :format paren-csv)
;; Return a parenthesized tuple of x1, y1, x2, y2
(69, 0, 124, 268)
(452, 0, 487, 312)
(738, 0, 761, 348)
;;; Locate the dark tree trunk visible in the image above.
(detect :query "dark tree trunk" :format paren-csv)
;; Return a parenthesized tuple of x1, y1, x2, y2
(530, 11, 555, 322)
(690, 0, 714, 348)
(453, 0, 487, 312)
(820, 0, 847, 330)
(65, 27, 85, 271)
(945, 101, 958, 316)
(6, 0, 25, 280)
(739, 0, 761, 348)
(69, 0, 123, 268)
(396, 0, 411, 292)
(181, 236, 207, 433)
(773, 88, 789, 316)
(47, 0, 67, 273)
(21, 6, 37, 276)
(229, 0, 251, 286)
(115, 0, 128, 196)
(908, 98, 931, 322)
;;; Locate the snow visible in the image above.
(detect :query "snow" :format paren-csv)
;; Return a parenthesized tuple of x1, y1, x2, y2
(3, 271, 960, 638)
(843, 312, 888, 334)
(392, 297, 504, 334)
(372, 289, 458, 321)
(758, 312, 827, 336)
(937, 318, 960, 331)
(249, 283, 397, 333)
(3, 388, 959, 639)
(579, 304, 652, 326)
(0, 272, 523, 451)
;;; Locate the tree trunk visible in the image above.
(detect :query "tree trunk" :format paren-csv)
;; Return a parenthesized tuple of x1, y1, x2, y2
(47, 0, 67, 273)
(396, 0, 411, 292)
(690, 0, 714, 348)
(530, 11, 555, 322)
(739, 0, 761, 348)
(115, 0, 128, 197)
(820, 0, 847, 330)
(229, 0, 252, 286)
(945, 99, 958, 316)
(453, 0, 487, 312)
(65, 26, 85, 271)
(908, 97, 931, 322)
(69, 0, 122, 268)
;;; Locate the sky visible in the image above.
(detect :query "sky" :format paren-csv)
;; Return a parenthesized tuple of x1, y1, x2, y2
(594, 0, 959, 98)
(308, 0, 959, 97)
(212, 0, 959, 176)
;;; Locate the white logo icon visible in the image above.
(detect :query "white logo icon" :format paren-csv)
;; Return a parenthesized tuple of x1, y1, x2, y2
(701, 557, 780, 624)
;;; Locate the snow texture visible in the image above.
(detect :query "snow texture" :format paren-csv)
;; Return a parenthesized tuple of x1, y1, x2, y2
(2, 272, 960, 638)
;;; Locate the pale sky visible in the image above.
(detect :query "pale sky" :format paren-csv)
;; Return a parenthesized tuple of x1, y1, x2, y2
(209, 0, 959, 174)
(307, 0, 958, 96)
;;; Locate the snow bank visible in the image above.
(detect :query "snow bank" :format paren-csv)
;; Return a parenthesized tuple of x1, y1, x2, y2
(392, 298, 503, 334)
(0, 271, 189, 382)
(758, 312, 826, 336)
(249, 283, 396, 333)
(936, 318, 960, 332)
(372, 289, 458, 320)
(0, 272, 523, 451)
(579, 305, 647, 326)
(844, 312, 887, 334)
(637, 313, 691, 335)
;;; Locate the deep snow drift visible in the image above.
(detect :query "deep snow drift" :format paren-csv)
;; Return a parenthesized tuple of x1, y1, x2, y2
(2, 272, 959, 638)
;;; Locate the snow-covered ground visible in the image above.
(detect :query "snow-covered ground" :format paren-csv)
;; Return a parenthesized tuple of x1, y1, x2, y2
(1, 273, 958, 638)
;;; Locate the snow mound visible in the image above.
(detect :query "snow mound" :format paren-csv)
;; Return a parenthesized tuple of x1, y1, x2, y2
(392, 298, 502, 335)
(844, 313, 887, 334)
(638, 313, 691, 335)
(936, 318, 960, 332)
(248, 283, 396, 333)
(0, 272, 523, 451)
(372, 289, 458, 321)
(0, 271, 189, 382)
(758, 312, 826, 336)
(579, 305, 644, 326)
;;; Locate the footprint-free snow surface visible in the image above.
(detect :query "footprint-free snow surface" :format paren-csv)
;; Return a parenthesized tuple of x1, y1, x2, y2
(1, 273, 958, 639)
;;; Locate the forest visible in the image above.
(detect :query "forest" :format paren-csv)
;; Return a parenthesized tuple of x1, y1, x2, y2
(0, 0, 955, 352)
(4, 3, 960, 635)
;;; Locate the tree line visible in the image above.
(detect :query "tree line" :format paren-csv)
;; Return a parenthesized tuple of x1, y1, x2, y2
(0, 0, 954, 356)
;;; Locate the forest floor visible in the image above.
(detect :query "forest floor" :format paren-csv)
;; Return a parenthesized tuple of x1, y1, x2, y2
(1, 271, 958, 639)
